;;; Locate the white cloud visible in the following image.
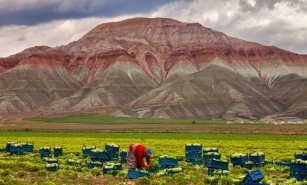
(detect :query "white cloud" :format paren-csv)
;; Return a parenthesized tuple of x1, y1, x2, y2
(0, 0, 307, 57)
(0, 15, 139, 57)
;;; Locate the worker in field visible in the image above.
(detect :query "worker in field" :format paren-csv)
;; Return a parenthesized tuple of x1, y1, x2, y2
(127, 143, 152, 170)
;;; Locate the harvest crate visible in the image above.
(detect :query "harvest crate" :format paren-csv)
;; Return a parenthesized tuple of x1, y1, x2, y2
(295, 153, 307, 160)
(86, 161, 103, 169)
(242, 169, 264, 184)
(204, 154, 221, 167)
(185, 144, 202, 153)
(120, 150, 127, 163)
(6, 142, 17, 152)
(230, 153, 249, 166)
(10, 144, 24, 155)
(186, 152, 202, 160)
(40, 147, 51, 158)
(290, 161, 307, 173)
(159, 156, 178, 167)
(22, 143, 34, 153)
(203, 148, 219, 153)
(54, 147, 63, 157)
(249, 152, 265, 163)
(207, 159, 229, 171)
(105, 143, 119, 153)
(82, 146, 96, 157)
(186, 158, 203, 165)
(290, 173, 307, 181)
(106, 152, 119, 161)
(127, 169, 149, 179)
(45, 163, 59, 172)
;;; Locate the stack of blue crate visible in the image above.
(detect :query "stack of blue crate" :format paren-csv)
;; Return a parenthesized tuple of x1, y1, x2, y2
(21, 143, 34, 153)
(290, 160, 307, 181)
(10, 144, 24, 155)
(203, 148, 221, 167)
(120, 150, 127, 164)
(54, 146, 63, 157)
(105, 143, 119, 161)
(6, 142, 17, 152)
(185, 144, 203, 165)
(82, 146, 96, 158)
(90, 149, 107, 163)
(39, 147, 52, 159)
(159, 155, 179, 170)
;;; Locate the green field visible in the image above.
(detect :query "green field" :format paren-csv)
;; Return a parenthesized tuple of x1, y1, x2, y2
(27, 114, 266, 124)
(0, 131, 306, 184)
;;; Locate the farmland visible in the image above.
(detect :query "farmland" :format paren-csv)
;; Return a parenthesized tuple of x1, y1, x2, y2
(0, 131, 306, 184)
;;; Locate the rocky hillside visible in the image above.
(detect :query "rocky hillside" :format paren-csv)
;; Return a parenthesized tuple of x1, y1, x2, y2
(1, 17, 307, 121)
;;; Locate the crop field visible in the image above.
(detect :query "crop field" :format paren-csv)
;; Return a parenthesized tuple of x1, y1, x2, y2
(0, 131, 306, 185)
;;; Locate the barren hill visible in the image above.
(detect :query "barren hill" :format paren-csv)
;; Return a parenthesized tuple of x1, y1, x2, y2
(1, 17, 307, 121)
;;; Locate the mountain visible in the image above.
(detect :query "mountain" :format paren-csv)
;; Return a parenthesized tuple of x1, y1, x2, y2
(1, 17, 307, 121)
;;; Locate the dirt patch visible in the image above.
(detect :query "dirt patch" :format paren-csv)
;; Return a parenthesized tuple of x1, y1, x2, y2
(0, 122, 306, 134)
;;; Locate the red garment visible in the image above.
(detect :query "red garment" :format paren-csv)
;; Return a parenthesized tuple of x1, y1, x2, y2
(129, 144, 151, 168)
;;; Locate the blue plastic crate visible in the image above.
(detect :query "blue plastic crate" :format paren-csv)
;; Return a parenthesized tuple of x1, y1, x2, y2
(203, 148, 219, 153)
(120, 150, 127, 158)
(105, 144, 119, 153)
(242, 169, 264, 184)
(249, 154, 265, 163)
(54, 147, 63, 157)
(128, 169, 149, 179)
(10, 144, 24, 155)
(106, 152, 119, 161)
(6, 142, 17, 152)
(86, 161, 103, 169)
(82, 146, 96, 157)
(159, 156, 178, 167)
(45, 163, 59, 172)
(22, 143, 34, 153)
(186, 158, 203, 165)
(231, 155, 249, 165)
(40, 147, 51, 158)
(204, 155, 221, 167)
(185, 144, 202, 153)
(275, 161, 290, 167)
(91, 157, 106, 163)
(295, 153, 307, 160)
(207, 159, 229, 171)
(290, 162, 307, 173)
(186, 152, 202, 160)
(290, 173, 307, 181)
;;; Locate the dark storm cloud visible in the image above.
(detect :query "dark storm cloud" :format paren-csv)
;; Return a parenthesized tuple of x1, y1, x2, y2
(0, 0, 176, 26)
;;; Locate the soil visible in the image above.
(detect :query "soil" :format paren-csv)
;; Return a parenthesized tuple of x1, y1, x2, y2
(0, 122, 306, 134)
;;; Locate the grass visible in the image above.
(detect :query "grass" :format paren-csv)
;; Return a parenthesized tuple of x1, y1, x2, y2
(26, 113, 266, 125)
(0, 131, 307, 141)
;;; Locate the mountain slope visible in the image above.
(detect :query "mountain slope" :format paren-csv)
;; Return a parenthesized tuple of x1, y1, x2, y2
(1, 17, 307, 121)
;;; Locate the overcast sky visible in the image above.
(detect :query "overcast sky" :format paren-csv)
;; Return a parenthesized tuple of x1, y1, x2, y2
(1, 0, 307, 57)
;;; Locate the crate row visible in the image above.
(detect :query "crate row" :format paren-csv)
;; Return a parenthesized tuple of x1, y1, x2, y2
(82, 144, 122, 162)
(230, 152, 265, 165)
(4, 142, 34, 155)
